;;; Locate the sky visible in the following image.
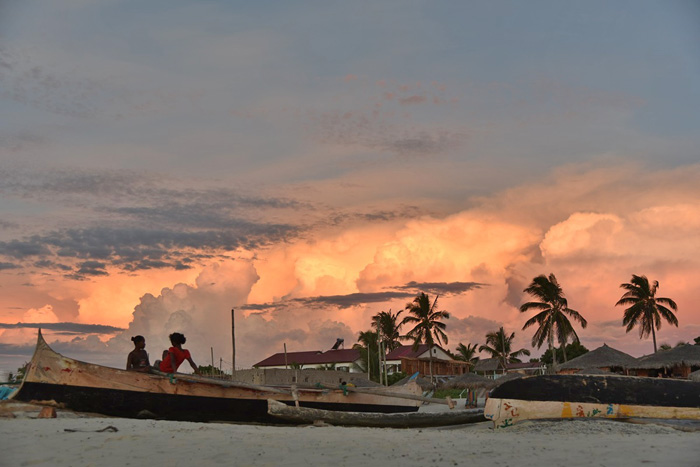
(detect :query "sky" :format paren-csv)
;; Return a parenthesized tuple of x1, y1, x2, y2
(1, 0, 699, 375)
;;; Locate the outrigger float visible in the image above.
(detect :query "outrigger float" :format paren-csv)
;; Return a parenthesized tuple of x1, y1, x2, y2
(11, 331, 426, 423)
(485, 374, 700, 428)
(267, 399, 485, 428)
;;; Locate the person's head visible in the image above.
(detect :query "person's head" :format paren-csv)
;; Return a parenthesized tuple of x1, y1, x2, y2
(131, 335, 145, 349)
(169, 332, 186, 347)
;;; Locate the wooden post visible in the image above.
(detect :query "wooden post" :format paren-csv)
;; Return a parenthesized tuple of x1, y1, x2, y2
(231, 309, 236, 376)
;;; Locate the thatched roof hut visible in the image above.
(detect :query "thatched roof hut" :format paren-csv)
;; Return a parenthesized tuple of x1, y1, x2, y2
(558, 344, 637, 374)
(689, 369, 700, 382)
(631, 344, 700, 370)
(392, 374, 433, 390)
(441, 373, 497, 390)
(473, 358, 504, 375)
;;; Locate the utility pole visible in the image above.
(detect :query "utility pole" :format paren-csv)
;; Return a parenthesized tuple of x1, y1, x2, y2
(231, 308, 236, 377)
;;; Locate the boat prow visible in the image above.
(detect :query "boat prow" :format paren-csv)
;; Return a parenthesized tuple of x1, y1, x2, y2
(484, 374, 700, 428)
(12, 330, 423, 422)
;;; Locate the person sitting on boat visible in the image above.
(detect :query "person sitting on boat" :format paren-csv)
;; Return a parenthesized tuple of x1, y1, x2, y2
(159, 332, 200, 375)
(126, 335, 151, 372)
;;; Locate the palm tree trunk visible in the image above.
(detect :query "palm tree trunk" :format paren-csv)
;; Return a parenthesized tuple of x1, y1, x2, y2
(549, 330, 557, 373)
(429, 353, 434, 384)
(651, 323, 657, 353)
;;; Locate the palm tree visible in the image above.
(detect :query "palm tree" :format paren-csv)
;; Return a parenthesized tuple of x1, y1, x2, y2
(372, 309, 403, 351)
(520, 273, 587, 371)
(455, 343, 480, 369)
(372, 309, 403, 385)
(401, 293, 450, 382)
(615, 274, 678, 353)
(352, 330, 380, 382)
(479, 327, 530, 369)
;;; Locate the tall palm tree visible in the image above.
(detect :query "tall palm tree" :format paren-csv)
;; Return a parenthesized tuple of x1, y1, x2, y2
(479, 327, 530, 369)
(372, 309, 403, 351)
(401, 293, 450, 382)
(372, 309, 403, 385)
(615, 274, 678, 353)
(352, 330, 380, 382)
(520, 273, 587, 371)
(455, 343, 480, 369)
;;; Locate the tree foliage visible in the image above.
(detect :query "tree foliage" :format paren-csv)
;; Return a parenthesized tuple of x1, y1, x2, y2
(402, 292, 450, 381)
(454, 342, 480, 366)
(353, 330, 380, 382)
(479, 327, 530, 367)
(615, 274, 678, 353)
(520, 273, 587, 369)
(539, 341, 589, 364)
(372, 309, 403, 351)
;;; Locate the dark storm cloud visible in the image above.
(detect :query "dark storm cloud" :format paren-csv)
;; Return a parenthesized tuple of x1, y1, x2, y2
(241, 281, 482, 312)
(396, 281, 485, 295)
(0, 262, 20, 270)
(75, 260, 108, 276)
(0, 224, 300, 279)
(0, 322, 124, 333)
(0, 167, 307, 277)
(240, 291, 417, 312)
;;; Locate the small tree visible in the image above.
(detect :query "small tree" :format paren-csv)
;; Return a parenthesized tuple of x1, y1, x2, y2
(540, 341, 589, 364)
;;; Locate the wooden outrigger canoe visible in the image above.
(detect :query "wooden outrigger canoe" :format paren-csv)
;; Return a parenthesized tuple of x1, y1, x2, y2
(11, 331, 422, 423)
(267, 399, 486, 428)
(484, 374, 700, 428)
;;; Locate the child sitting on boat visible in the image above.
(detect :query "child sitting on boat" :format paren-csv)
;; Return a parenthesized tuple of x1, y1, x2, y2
(126, 335, 151, 372)
(159, 332, 200, 375)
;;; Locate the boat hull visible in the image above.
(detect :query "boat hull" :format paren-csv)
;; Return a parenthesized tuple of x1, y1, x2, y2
(484, 374, 700, 428)
(12, 331, 420, 423)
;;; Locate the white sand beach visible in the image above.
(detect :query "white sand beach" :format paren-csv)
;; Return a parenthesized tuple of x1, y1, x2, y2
(1, 401, 698, 466)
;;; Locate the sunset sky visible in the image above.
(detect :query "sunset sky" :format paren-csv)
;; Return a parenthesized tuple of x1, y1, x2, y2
(1, 1, 699, 375)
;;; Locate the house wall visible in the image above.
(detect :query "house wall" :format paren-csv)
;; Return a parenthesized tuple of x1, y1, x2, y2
(634, 365, 694, 379)
(234, 368, 370, 386)
(256, 363, 358, 372)
(400, 358, 470, 377)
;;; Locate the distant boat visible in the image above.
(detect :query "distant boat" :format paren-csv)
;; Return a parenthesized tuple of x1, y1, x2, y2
(267, 399, 485, 428)
(11, 330, 423, 423)
(484, 374, 700, 428)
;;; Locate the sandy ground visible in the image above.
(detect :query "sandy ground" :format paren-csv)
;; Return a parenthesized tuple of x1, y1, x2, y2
(1, 401, 698, 467)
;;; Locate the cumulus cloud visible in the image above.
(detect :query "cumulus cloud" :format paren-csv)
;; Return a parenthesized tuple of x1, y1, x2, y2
(22, 305, 60, 323)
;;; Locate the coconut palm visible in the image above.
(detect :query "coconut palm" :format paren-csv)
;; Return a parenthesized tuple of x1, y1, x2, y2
(520, 273, 587, 371)
(479, 327, 530, 368)
(372, 309, 403, 351)
(616, 274, 678, 353)
(455, 343, 480, 368)
(372, 309, 403, 385)
(352, 330, 380, 382)
(401, 292, 450, 382)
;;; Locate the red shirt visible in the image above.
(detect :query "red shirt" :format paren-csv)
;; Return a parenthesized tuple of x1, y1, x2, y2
(159, 347, 191, 373)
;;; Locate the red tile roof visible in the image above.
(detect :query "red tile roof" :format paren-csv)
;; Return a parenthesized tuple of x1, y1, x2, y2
(385, 344, 430, 360)
(254, 348, 361, 367)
